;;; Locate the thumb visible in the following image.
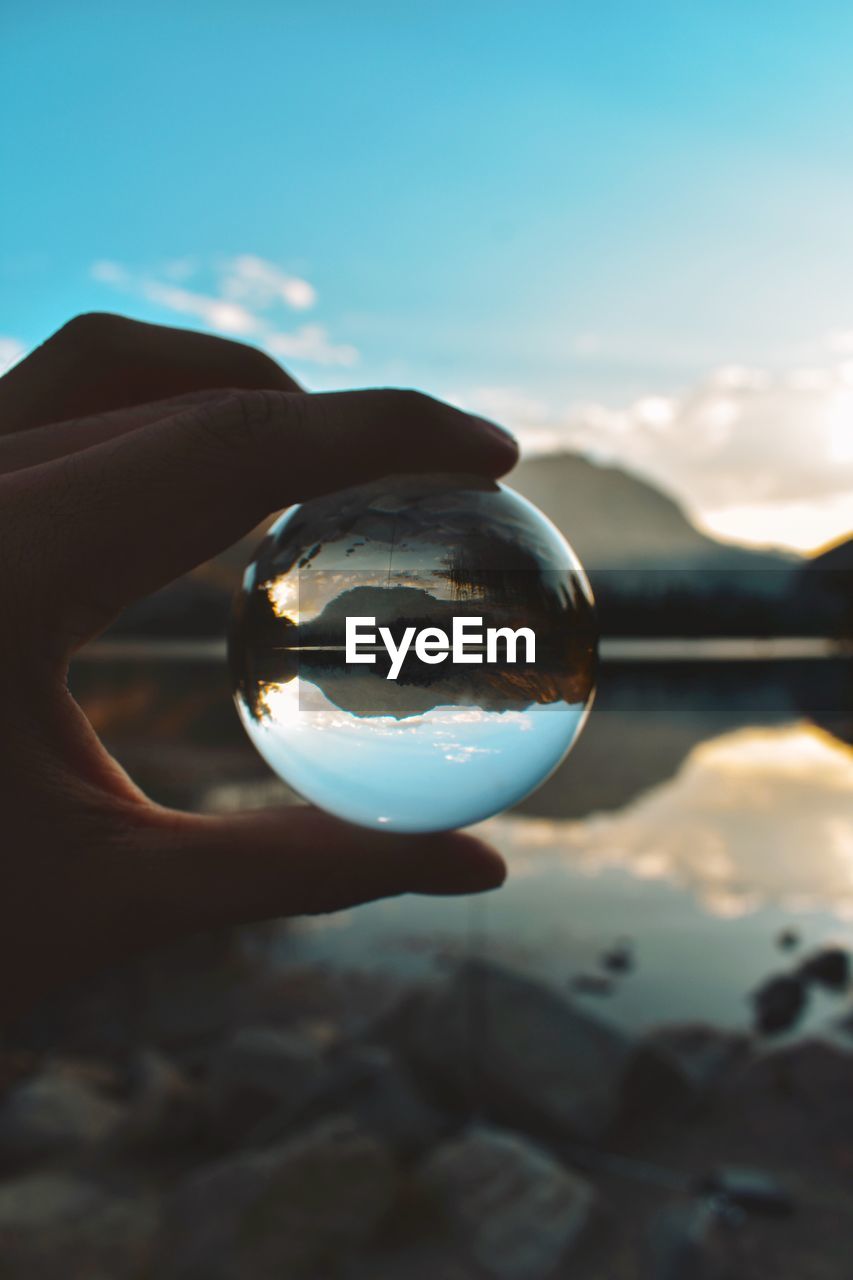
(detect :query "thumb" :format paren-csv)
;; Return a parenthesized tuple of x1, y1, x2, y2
(135, 806, 507, 938)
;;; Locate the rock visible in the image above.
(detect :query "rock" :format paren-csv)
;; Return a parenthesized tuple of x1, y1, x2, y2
(571, 973, 614, 996)
(164, 1113, 396, 1279)
(130, 932, 251, 1048)
(0, 1172, 158, 1279)
(715, 1039, 853, 1169)
(798, 946, 850, 991)
(327, 1044, 448, 1156)
(387, 959, 631, 1143)
(751, 973, 807, 1034)
(417, 1126, 595, 1280)
(209, 1025, 328, 1140)
(0, 1049, 38, 1095)
(117, 1049, 203, 1150)
(601, 939, 634, 974)
(697, 1165, 795, 1216)
(628, 1023, 752, 1115)
(646, 1199, 721, 1280)
(776, 927, 800, 951)
(0, 1061, 124, 1164)
(354, 1254, 477, 1280)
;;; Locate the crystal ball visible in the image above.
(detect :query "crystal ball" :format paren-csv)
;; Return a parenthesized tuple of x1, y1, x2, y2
(229, 473, 596, 832)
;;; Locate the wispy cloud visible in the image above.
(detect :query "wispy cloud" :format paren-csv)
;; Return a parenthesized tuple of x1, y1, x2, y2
(90, 255, 357, 368)
(264, 325, 357, 367)
(140, 281, 258, 335)
(455, 348, 853, 553)
(0, 336, 26, 376)
(220, 254, 316, 311)
(91, 260, 130, 287)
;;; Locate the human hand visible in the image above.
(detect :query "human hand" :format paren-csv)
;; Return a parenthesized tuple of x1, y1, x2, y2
(0, 314, 515, 1023)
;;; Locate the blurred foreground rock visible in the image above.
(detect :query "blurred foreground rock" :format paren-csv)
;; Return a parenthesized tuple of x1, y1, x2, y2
(798, 946, 850, 991)
(385, 958, 630, 1142)
(646, 1199, 723, 1280)
(628, 1023, 752, 1115)
(0, 1062, 124, 1165)
(751, 973, 806, 1035)
(116, 1049, 203, 1151)
(162, 1112, 395, 1279)
(0, 1172, 158, 1280)
(3, 949, 853, 1278)
(417, 1126, 596, 1280)
(209, 1024, 329, 1142)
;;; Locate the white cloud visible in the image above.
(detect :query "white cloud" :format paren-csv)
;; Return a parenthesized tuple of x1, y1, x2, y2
(633, 395, 677, 430)
(0, 336, 26, 375)
(90, 255, 357, 368)
(455, 385, 550, 425)
(827, 329, 853, 356)
(160, 257, 197, 281)
(91, 259, 130, 286)
(571, 332, 603, 357)
(140, 282, 258, 336)
(263, 325, 358, 367)
(698, 492, 853, 552)
(458, 353, 853, 553)
(220, 254, 316, 311)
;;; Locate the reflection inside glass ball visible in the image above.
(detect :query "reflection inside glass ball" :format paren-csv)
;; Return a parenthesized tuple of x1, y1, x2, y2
(230, 474, 597, 832)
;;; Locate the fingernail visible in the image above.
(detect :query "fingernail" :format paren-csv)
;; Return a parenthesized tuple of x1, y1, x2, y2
(455, 845, 508, 890)
(473, 415, 519, 451)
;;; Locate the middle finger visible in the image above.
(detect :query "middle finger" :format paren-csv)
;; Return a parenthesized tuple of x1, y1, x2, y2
(0, 390, 230, 477)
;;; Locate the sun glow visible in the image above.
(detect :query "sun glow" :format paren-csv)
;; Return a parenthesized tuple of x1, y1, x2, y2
(263, 576, 300, 623)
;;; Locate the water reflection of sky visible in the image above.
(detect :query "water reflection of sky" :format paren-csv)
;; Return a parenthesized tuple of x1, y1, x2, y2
(501, 722, 853, 918)
(242, 677, 587, 832)
(278, 719, 853, 1034)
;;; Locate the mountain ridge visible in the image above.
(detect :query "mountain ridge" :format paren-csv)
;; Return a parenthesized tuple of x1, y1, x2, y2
(508, 451, 799, 571)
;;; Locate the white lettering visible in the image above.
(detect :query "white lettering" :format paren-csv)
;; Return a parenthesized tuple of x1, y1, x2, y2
(414, 627, 450, 664)
(379, 625, 416, 680)
(485, 626, 536, 664)
(344, 617, 537, 679)
(453, 616, 483, 664)
(345, 617, 377, 663)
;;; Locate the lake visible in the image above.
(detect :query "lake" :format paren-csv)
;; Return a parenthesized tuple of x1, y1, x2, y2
(70, 642, 853, 1040)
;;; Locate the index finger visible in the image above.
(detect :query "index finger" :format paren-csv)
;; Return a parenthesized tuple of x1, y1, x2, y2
(13, 387, 518, 653)
(0, 313, 303, 434)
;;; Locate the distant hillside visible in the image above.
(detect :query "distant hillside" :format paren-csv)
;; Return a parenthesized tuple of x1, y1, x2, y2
(805, 536, 853, 573)
(508, 452, 796, 572)
(797, 535, 852, 641)
(110, 453, 840, 640)
(508, 452, 807, 636)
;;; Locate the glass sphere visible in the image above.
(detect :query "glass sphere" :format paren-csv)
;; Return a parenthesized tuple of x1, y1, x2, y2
(230, 473, 596, 832)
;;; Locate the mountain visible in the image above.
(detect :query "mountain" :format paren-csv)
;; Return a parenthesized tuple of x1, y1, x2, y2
(109, 452, 820, 640)
(805, 536, 853, 573)
(508, 452, 795, 572)
(797, 536, 853, 644)
(508, 453, 803, 636)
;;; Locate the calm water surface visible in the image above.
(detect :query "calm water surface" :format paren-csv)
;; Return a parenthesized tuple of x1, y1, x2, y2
(72, 645, 853, 1036)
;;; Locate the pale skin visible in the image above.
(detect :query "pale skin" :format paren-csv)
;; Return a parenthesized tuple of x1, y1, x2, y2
(0, 314, 515, 1025)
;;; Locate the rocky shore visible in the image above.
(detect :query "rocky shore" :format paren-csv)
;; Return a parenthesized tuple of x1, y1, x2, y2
(2, 935, 853, 1279)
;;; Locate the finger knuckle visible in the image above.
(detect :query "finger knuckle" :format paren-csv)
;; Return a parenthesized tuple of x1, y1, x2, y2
(382, 388, 433, 423)
(12, 458, 119, 650)
(53, 312, 129, 356)
(193, 388, 280, 456)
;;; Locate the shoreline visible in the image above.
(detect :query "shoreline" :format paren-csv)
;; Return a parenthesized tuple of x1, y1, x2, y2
(73, 635, 850, 664)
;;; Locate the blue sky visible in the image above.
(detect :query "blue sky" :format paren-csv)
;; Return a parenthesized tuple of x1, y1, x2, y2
(3, 1, 853, 550)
